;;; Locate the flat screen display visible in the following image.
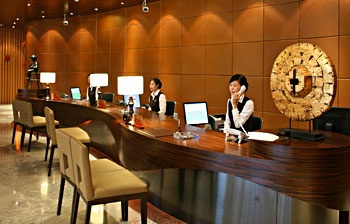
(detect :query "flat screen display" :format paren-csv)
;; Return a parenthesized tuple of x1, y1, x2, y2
(123, 94, 141, 108)
(183, 102, 209, 125)
(70, 87, 81, 100)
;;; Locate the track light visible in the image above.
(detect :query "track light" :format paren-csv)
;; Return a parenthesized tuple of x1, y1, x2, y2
(63, 13, 68, 26)
(142, 0, 149, 12)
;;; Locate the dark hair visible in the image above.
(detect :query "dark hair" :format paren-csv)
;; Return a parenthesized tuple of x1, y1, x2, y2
(151, 77, 162, 89)
(229, 74, 249, 91)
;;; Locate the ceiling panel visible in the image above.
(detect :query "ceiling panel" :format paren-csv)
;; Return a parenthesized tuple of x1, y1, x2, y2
(0, 0, 158, 27)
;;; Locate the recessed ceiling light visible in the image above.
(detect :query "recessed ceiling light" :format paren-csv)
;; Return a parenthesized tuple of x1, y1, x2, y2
(16, 18, 19, 21)
(27, 3, 31, 6)
(121, 2, 124, 5)
(95, 8, 99, 11)
(70, 12, 74, 16)
(42, 15, 45, 18)
(75, 0, 79, 2)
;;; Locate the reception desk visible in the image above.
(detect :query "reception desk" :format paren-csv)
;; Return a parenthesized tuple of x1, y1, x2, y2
(21, 98, 350, 224)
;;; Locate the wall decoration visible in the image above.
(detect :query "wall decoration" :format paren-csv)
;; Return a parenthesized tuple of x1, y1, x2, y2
(270, 43, 336, 121)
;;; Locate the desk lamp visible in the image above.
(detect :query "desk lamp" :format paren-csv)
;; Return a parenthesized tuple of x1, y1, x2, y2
(117, 76, 144, 115)
(90, 73, 109, 100)
(40, 72, 56, 100)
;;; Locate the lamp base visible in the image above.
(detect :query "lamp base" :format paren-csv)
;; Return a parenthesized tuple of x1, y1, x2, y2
(128, 96, 134, 114)
(44, 87, 50, 101)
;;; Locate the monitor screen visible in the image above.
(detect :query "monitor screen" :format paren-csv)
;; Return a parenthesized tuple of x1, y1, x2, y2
(313, 107, 350, 136)
(183, 102, 209, 125)
(70, 87, 81, 100)
(123, 94, 141, 108)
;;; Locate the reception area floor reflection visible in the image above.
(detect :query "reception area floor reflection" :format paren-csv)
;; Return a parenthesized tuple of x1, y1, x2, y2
(0, 104, 183, 224)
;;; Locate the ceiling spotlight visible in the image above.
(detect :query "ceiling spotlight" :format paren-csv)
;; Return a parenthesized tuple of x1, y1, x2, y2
(75, 0, 79, 2)
(142, 0, 149, 12)
(63, 14, 68, 26)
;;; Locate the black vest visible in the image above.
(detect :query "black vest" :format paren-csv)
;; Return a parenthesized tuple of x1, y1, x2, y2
(228, 96, 253, 132)
(88, 86, 97, 107)
(149, 91, 163, 112)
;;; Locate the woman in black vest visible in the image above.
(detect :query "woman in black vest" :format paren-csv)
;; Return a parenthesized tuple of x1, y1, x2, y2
(86, 73, 98, 107)
(224, 74, 254, 132)
(148, 78, 166, 114)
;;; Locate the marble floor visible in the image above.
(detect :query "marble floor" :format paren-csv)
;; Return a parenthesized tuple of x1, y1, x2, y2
(0, 104, 185, 224)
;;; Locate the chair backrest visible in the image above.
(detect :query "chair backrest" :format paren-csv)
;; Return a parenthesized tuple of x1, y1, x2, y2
(101, 92, 115, 103)
(70, 136, 94, 201)
(249, 116, 263, 132)
(44, 107, 57, 145)
(165, 100, 176, 116)
(14, 100, 34, 127)
(12, 100, 22, 123)
(56, 129, 75, 183)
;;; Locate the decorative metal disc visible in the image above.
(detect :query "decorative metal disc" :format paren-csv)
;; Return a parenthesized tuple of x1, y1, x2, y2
(270, 43, 336, 121)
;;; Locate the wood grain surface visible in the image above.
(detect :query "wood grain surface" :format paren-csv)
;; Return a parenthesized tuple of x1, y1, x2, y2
(21, 98, 350, 212)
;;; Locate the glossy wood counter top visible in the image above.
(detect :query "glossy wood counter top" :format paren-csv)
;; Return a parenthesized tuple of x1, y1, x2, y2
(21, 98, 350, 213)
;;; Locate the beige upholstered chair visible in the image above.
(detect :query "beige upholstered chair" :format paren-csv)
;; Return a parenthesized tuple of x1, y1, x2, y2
(55, 129, 76, 218)
(11, 100, 23, 145)
(44, 106, 91, 176)
(55, 129, 125, 221)
(12, 100, 53, 152)
(70, 136, 148, 224)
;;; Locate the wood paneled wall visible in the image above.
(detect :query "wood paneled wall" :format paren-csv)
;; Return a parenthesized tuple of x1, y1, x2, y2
(20, 0, 350, 129)
(0, 27, 25, 104)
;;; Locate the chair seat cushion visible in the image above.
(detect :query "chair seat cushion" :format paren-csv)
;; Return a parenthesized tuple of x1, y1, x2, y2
(91, 159, 124, 174)
(32, 116, 48, 127)
(92, 169, 148, 199)
(58, 127, 90, 143)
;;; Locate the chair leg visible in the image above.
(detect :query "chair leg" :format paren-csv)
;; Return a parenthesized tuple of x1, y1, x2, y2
(121, 200, 128, 221)
(47, 144, 57, 176)
(28, 129, 34, 152)
(140, 194, 148, 224)
(57, 176, 65, 216)
(44, 136, 50, 161)
(85, 204, 92, 224)
(71, 186, 80, 224)
(36, 129, 39, 140)
(11, 123, 17, 144)
(20, 126, 26, 147)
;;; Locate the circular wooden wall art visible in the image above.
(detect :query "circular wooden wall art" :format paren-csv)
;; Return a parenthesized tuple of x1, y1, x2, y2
(270, 43, 336, 121)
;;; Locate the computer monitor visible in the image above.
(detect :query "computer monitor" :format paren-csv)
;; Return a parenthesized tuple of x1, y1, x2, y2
(313, 107, 350, 136)
(123, 94, 141, 108)
(183, 102, 209, 125)
(70, 87, 81, 100)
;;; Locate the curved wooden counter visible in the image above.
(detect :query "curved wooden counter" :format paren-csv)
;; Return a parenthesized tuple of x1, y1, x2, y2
(22, 98, 350, 222)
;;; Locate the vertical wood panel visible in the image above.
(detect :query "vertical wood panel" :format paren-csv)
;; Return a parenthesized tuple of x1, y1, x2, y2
(0, 27, 25, 104)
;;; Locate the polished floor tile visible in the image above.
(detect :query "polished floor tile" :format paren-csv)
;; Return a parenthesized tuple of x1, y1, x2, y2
(0, 104, 184, 224)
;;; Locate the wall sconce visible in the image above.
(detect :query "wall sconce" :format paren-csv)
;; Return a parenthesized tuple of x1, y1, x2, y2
(118, 76, 144, 115)
(40, 72, 56, 100)
(90, 73, 109, 99)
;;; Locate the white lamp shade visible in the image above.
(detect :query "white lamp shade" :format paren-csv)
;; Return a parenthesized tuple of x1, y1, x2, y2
(40, 72, 56, 84)
(90, 73, 109, 87)
(117, 76, 144, 95)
